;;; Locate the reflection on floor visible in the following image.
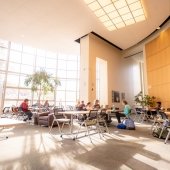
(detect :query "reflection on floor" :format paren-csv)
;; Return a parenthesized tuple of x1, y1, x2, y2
(0, 118, 170, 170)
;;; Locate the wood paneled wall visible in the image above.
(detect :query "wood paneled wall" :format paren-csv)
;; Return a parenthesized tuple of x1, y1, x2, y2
(145, 27, 170, 108)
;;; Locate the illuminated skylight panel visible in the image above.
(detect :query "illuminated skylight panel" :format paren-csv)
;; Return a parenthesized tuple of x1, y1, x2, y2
(88, 1, 100, 11)
(114, 0, 127, 9)
(118, 6, 130, 15)
(84, 0, 146, 31)
(94, 8, 105, 17)
(108, 10, 119, 19)
(107, 25, 116, 31)
(103, 20, 113, 27)
(121, 13, 133, 21)
(129, 1, 142, 11)
(99, 15, 110, 22)
(112, 17, 122, 24)
(135, 15, 145, 22)
(126, 0, 138, 4)
(132, 8, 144, 17)
(124, 18, 135, 25)
(98, 0, 112, 6)
(103, 4, 115, 13)
(115, 22, 125, 28)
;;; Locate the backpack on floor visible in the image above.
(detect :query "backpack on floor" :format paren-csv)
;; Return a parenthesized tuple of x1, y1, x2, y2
(152, 127, 169, 139)
(123, 118, 135, 130)
(117, 123, 126, 129)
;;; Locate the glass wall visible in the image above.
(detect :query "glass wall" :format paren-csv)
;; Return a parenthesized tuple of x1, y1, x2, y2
(0, 39, 80, 109)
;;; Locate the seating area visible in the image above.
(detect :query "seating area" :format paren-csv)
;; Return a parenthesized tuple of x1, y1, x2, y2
(0, 0, 170, 169)
(1, 113, 170, 169)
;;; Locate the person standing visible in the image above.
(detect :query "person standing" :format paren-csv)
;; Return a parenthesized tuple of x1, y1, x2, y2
(20, 99, 33, 121)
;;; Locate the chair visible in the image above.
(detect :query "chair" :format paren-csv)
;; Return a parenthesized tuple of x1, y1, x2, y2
(36, 111, 54, 126)
(134, 108, 145, 123)
(16, 107, 27, 120)
(2, 107, 11, 118)
(49, 108, 71, 138)
(75, 110, 101, 142)
(151, 111, 168, 133)
(164, 128, 170, 144)
(97, 109, 110, 133)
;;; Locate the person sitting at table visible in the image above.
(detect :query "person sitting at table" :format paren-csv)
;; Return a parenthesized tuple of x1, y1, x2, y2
(115, 100, 131, 124)
(93, 99, 100, 110)
(79, 101, 86, 110)
(32, 100, 43, 108)
(76, 101, 87, 122)
(75, 100, 80, 110)
(86, 102, 92, 111)
(43, 100, 50, 110)
(20, 99, 33, 121)
(147, 101, 163, 118)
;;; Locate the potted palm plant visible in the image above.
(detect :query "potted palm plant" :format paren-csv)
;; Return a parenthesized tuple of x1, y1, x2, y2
(24, 69, 61, 106)
(134, 91, 156, 108)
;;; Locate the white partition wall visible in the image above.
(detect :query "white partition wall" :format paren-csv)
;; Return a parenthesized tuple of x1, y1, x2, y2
(96, 57, 108, 106)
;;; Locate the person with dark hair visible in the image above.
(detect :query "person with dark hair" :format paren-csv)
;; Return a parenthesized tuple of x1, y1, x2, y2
(93, 99, 100, 110)
(20, 99, 33, 121)
(79, 101, 86, 110)
(43, 100, 50, 109)
(115, 100, 131, 123)
(156, 102, 162, 110)
(86, 102, 92, 111)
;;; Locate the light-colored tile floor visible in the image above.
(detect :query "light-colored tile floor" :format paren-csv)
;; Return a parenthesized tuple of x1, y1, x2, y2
(0, 118, 170, 170)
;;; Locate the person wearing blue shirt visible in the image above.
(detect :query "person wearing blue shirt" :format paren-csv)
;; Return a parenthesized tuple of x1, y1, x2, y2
(115, 100, 131, 123)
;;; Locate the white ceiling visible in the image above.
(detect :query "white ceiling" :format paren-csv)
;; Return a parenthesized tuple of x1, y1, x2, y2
(0, 0, 169, 55)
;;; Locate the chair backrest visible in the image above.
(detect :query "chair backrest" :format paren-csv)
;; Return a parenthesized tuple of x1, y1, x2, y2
(2, 107, 10, 114)
(18, 107, 23, 112)
(53, 107, 64, 115)
(98, 109, 107, 117)
(157, 110, 168, 120)
(65, 105, 74, 111)
(135, 108, 143, 114)
(88, 110, 98, 120)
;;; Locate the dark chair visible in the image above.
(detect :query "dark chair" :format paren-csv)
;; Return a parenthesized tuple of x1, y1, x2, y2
(35, 111, 56, 127)
(98, 109, 110, 133)
(151, 111, 168, 134)
(134, 107, 144, 122)
(2, 106, 12, 118)
(75, 110, 101, 142)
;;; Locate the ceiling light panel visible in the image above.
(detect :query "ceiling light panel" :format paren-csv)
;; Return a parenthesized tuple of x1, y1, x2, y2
(99, 15, 110, 22)
(118, 6, 130, 15)
(103, 4, 115, 13)
(84, 0, 146, 31)
(98, 0, 112, 6)
(124, 18, 135, 25)
(108, 10, 119, 19)
(88, 1, 100, 11)
(94, 9, 105, 17)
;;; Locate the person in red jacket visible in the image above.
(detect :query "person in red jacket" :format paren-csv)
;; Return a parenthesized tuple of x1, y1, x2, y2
(20, 99, 33, 121)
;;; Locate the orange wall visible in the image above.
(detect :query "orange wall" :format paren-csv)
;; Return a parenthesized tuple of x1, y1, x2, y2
(80, 33, 140, 107)
(145, 27, 170, 108)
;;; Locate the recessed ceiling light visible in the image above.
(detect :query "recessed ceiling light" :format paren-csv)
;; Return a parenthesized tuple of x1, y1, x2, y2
(84, 0, 146, 31)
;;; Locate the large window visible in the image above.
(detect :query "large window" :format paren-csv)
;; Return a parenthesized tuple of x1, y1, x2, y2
(0, 39, 80, 109)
